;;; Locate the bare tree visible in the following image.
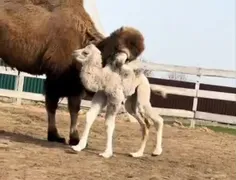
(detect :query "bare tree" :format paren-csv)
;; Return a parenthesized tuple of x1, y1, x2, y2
(168, 72, 187, 81)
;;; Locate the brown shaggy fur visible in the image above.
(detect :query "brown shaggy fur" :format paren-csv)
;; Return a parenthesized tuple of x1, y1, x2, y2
(96, 26, 145, 65)
(0, 0, 145, 145)
(0, 0, 103, 76)
(2, 0, 73, 12)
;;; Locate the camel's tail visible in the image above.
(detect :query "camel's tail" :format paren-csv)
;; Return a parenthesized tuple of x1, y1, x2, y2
(150, 85, 168, 98)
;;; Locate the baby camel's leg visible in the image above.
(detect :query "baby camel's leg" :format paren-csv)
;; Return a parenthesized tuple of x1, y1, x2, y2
(99, 102, 121, 158)
(71, 91, 107, 152)
(131, 111, 150, 157)
(142, 103, 164, 156)
(125, 97, 150, 158)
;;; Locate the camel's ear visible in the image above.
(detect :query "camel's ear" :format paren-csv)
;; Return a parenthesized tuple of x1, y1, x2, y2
(87, 40, 96, 46)
(86, 29, 104, 46)
(86, 44, 101, 55)
(72, 49, 88, 64)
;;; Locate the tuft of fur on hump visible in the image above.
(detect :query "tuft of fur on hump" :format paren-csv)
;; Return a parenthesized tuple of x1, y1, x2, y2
(96, 26, 145, 66)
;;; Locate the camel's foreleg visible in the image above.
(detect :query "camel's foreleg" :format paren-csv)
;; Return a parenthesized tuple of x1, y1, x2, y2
(46, 95, 66, 144)
(99, 101, 121, 158)
(67, 95, 82, 145)
(72, 91, 107, 151)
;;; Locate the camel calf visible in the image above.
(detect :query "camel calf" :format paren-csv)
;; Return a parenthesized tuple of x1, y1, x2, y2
(71, 44, 165, 158)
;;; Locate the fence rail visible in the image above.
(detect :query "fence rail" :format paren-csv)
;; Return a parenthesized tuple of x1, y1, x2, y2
(0, 61, 235, 126)
(142, 62, 236, 78)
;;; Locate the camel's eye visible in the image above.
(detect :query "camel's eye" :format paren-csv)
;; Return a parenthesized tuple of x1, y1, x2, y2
(82, 51, 89, 56)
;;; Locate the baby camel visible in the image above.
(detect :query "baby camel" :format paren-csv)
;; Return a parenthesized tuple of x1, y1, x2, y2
(71, 44, 166, 158)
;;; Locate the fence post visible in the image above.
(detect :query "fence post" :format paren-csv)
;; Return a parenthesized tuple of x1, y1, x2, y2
(14, 72, 24, 105)
(190, 75, 201, 128)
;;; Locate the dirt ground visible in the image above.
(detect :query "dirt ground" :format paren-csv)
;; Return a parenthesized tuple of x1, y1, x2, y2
(0, 102, 235, 180)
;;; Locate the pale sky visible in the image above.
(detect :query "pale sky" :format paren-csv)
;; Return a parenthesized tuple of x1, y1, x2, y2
(95, 0, 236, 86)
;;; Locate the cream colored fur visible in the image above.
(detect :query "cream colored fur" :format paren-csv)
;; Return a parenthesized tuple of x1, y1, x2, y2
(71, 44, 165, 158)
(72, 44, 139, 103)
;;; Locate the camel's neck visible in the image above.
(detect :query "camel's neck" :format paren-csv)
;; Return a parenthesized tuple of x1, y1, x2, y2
(56, 0, 105, 49)
(80, 55, 104, 92)
(83, 54, 102, 69)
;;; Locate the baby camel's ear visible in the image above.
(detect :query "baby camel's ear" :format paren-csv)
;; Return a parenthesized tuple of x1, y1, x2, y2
(72, 50, 85, 64)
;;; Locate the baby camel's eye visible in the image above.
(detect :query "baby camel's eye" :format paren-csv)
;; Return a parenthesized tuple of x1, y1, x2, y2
(82, 51, 89, 56)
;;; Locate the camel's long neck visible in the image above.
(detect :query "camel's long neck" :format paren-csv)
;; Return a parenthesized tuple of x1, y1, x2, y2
(83, 0, 106, 36)
(89, 53, 103, 67)
(58, 0, 106, 37)
(57, 0, 105, 49)
(81, 60, 104, 92)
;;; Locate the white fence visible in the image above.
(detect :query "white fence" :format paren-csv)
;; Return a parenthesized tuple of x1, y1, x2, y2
(0, 62, 236, 125)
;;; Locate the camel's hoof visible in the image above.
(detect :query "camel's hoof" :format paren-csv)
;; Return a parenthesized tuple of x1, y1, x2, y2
(69, 131, 80, 145)
(129, 152, 143, 158)
(69, 138, 80, 146)
(99, 152, 113, 158)
(152, 148, 163, 156)
(47, 131, 66, 144)
(71, 145, 84, 152)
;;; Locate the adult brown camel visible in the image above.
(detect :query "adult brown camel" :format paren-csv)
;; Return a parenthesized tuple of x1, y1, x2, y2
(0, 0, 145, 145)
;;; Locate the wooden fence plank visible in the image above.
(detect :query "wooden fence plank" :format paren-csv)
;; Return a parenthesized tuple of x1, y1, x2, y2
(150, 84, 195, 97)
(0, 67, 46, 79)
(153, 108, 194, 118)
(0, 89, 91, 107)
(198, 90, 236, 102)
(195, 111, 236, 125)
(142, 62, 236, 78)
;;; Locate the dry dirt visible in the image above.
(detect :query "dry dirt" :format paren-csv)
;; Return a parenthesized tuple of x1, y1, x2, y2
(0, 102, 235, 180)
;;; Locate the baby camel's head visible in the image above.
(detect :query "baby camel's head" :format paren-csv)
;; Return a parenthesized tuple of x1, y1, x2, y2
(72, 44, 102, 65)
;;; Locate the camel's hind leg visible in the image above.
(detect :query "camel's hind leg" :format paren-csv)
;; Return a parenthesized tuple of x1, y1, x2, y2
(45, 95, 66, 144)
(142, 103, 163, 156)
(72, 91, 107, 152)
(68, 96, 81, 145)
(125, 97, 150, 158)
(130, 111, 150, 158)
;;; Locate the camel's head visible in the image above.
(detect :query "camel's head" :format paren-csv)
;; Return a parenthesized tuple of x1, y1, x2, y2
(96, 26, 145, 67)
(72, 44, 101, 64)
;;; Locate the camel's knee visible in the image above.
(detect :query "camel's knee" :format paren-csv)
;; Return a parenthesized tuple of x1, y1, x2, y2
(104, 103, 119, 126)
(135, 105, 148, 121)
(67, 96, 81, 144)
(85, 109, 98, 124)
(151, 111, 164, 127)
(68, 96, 81, 113)
(142, 123, 149, 134)
(105, 116, 115, 129)
(45, 95, 59, 113)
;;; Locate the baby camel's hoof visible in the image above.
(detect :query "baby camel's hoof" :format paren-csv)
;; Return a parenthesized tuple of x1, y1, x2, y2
(99, 152, 113, 158)
(152, 148, 163, 156)
(71, 145, 84, 152)
(129, 152, 143, 158)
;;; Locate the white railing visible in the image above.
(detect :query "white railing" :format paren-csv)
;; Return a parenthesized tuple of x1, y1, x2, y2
(0, 63, 235, 125)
